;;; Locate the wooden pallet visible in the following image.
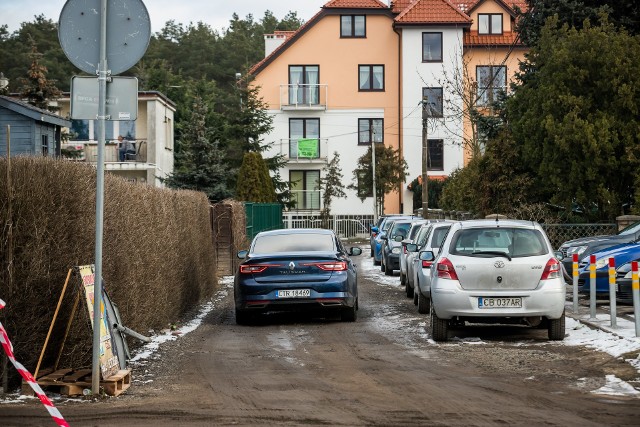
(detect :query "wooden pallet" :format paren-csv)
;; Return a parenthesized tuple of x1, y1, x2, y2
(23, 368, 131, 397)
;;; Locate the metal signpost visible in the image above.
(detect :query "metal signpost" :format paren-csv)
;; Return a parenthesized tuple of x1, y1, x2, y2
(58, 0, 150, 395)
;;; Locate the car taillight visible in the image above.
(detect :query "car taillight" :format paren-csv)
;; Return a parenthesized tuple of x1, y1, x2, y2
(436, 258, 458, 280)
(372, 232, 378, 238)
(240, 264, 274, 274)
(309, 261, 347, 271)
(403, 246, 407, 254)
(540, 258, 561, 280)
(422, 260, 432, 268)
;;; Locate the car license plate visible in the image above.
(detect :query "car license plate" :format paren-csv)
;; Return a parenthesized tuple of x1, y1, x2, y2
(277, 289, 311, 298)
(478, 297, 522, 308)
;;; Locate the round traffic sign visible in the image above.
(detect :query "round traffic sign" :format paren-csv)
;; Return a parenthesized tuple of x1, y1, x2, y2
(58, 0, 151, 75)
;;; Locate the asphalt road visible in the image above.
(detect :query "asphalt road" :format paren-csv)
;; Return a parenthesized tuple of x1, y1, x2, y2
(1, 257, 639, 426)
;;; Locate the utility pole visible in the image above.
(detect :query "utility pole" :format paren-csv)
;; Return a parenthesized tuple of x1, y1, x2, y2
(421, 100, 429, 219)
(371, 123, 378, 224)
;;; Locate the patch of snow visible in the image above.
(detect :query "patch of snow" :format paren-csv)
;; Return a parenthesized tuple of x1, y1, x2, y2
(591, 375, 640, 397)
(563, 317, 640, 359)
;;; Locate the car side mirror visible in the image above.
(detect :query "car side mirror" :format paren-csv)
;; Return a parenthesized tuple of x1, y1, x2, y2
(394, 235, 403, 242)
(419, 251, 435, 261)
(349, 247, 362, 256)
(380, 234, 388, 241)
(406, 243, 417, 252)
(237, 250, 248, 259)
(554, 250, 563, 261)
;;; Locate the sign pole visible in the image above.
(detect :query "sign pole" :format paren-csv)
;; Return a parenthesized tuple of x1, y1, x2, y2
(92, 0, 108, 395)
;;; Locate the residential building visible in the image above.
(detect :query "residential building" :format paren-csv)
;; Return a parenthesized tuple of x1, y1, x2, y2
(250, 0, 527, 217)
(57, 91, 176, 187)
(0, 95, 71, 157)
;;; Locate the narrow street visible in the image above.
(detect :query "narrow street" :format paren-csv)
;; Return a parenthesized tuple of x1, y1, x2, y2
(1, 250, 639, 426)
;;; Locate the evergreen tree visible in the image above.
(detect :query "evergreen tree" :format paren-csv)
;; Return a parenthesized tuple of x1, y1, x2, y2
(350, 145, 408, 216)
(319, 152, 346, 227)
(236, 152, 277, 203)
(164, 96, 232, 202)
(18, 37, 62, 112)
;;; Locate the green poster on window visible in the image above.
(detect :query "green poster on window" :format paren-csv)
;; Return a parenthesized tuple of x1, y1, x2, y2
(298, 138, 318, 158)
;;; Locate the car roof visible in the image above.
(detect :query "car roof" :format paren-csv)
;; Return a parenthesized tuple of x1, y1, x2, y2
(455, 219, 539, 229)
(255, 228, 335, 238)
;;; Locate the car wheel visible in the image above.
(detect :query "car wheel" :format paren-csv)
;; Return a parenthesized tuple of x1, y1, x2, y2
(380, 257, 386, 272)
(547, 311, 565, 341)
(429, 300, 448, 342)
(400, 272, 406, 287)
(413, 289, 418, 305)
(417, 291, 429, 314)
(373, 258, 381, 266)
(405, 280, 413, 298)
(384, 261, 393, 276)
(235, 309, 251, 325)
(341, 304, 357, 322)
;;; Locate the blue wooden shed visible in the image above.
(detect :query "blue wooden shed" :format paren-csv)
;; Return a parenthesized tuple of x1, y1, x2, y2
(0, 95, 71, 157)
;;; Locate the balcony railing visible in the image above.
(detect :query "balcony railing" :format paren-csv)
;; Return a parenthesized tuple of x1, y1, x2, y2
(280, 84, 328, 110)
(280, 138, 329, 163)
(61, 140, 148, 164)
(291, 190, 321, 211)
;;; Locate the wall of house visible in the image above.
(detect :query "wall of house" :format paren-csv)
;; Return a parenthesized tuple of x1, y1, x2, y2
(400, 25, 465, 214)
(469, 1, 514, 33)
(0, 108, 35, 155)
(253, 13, 401, 215)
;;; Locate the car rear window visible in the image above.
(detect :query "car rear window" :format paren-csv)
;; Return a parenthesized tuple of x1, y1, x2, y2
(252, 233, 335, 253)
(430, 226, 451, 248)
(450, 228, 547, 257)
(390, 222, 411, 239)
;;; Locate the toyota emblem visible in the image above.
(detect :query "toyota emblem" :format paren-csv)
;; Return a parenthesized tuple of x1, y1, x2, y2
(289, 262, 295, 271)
(494, 261, 505, 268)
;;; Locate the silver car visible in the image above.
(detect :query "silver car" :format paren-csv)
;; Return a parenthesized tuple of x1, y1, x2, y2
(425, 219, 566, 342)
(412, 222, 452, 313)
(399, 220, 428, 286)
(404, 223, 435, 297)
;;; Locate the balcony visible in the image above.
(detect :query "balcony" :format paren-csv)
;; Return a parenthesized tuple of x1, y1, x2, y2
(280, 138, 329, 163)
(61, 140, 150, 169)
(280, 84, 328, 110)
(290, 189, 321, 211)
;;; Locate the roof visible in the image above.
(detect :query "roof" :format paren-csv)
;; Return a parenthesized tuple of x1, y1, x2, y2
(391, 0, 414, 13)
(395, 0, 471, 25)
(464, 30, 522, 46)
(323, 0, 389, 8)
(455, 0, 528, 15)
(0, 95, 71, 127)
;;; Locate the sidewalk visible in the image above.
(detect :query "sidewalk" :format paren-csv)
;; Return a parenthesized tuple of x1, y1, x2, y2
(565, 298, 639, 341)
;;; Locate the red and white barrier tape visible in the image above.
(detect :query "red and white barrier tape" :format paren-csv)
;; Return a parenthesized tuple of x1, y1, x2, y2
(0, 298, 70, 426)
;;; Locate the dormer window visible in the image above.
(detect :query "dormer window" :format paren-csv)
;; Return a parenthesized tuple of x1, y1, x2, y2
(478, 14, 503, 35)
(341, 15, 366, 38)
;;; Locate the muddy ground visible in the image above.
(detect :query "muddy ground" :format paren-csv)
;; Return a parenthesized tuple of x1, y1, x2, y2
(1, 255, 639, 426)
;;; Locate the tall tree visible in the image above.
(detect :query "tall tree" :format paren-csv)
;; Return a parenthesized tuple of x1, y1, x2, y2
(350, 145, 408, 216)
(319, 152, 346, 227)
(164, 96, 232, 202)
(236, 152, 277, 203)
(18, 37, 62, 111)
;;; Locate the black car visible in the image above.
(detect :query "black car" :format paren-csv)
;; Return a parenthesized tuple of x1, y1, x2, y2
(615, 260, 639, 305)
(557, 221, 640, 281)
(380, 220, 413, 276)
(234, 228, 362, 324)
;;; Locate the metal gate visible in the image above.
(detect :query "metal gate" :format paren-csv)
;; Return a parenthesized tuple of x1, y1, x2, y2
(211, 203, 234, 276)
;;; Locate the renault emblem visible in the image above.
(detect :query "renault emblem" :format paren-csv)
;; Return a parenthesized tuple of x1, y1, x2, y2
(494, 261, 505, 268)
(289, 262, 295, 271)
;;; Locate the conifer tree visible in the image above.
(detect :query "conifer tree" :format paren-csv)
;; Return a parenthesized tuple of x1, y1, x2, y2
(235, 152, 277, 203)
(319, 152, 346, 227)
(18, 37, 61, 112)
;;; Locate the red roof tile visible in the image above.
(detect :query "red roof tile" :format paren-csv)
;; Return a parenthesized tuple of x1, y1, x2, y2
(395, 0, 471, 24)
(391, 0, 414, 13)
(455, 0, 528, 15)
(464, 30, 522, 46)
(323, 0, 389, 8)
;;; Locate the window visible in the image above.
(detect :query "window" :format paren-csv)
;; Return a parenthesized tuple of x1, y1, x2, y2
(422, 32, 442, 62)
(358, 118, 383, 145)
(422, 87, 443, 118)
(41, 135, 48, 156)
(427, 139, 444, 171)
(341, 15, 365, 37)
(289, 118, 320, 159)
(477, 65, 506, 106)
(359, 65, 384, 91)
(478, 14, 503, 35)
(289, 65, 319, 105)
(290, 170, 320, 210)
(70, 120, 136, 141)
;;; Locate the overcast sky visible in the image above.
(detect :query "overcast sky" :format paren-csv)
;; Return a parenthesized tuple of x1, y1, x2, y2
(0, 0, 328, 34)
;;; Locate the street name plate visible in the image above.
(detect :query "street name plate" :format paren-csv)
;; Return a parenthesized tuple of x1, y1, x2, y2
(71, 76, 138, 120)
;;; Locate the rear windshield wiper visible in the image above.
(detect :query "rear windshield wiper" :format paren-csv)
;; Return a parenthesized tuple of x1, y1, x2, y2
(471, 251, 512, 261)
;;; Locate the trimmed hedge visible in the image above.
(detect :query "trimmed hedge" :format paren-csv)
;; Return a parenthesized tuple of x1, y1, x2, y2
(0, 157, 218, 385)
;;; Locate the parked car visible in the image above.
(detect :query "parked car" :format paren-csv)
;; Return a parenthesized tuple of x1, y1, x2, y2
(425, 219, 566, 342)
(558, 221, 640, 281)
(371, 215, 414, 265)
(234, 228, 362, 324)
(399, 219, 429, 286)
(576, 243, 640, 296)
(411, 222, 452, 313)
(404, 223, 435, 291)
(380, 219, 413, 276)
(615, 260, 640, 305)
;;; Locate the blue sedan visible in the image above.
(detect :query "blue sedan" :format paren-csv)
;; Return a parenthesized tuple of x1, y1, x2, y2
(234, 229, 362, 324)
(577, 243, 640, 295)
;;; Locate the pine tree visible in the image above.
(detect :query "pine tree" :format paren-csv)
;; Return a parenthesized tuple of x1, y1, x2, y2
(319, 152, 346, 227)
(18, 37, 62, 112)
(164, 96, 232, 202)
(235, 152, 277, 203)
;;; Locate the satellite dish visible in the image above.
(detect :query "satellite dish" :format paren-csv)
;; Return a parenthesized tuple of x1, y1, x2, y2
(58, 0, 151, 75)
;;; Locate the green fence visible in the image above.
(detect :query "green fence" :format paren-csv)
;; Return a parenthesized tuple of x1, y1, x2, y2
(244, 203, 283, 241)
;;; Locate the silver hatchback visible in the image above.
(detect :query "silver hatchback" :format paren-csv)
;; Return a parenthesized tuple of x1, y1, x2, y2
(425, 220, 566, 342)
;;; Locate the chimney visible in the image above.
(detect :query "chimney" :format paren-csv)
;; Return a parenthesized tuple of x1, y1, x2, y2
(264, 31, 295, 57)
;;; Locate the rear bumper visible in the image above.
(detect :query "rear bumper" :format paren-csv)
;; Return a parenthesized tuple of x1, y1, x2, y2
(235, 287, 356, 312)
(386, 253, 400, 270)
(431, 279, 566, 320)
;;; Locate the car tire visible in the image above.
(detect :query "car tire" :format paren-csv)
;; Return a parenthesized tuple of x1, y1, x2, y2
(547, 311, 565, 341)
(374, 258, 381, 266)
(384, 261, 393, 276)
(417, 291, 429, 314)
(405, 280, 413, 298)
(341, 304, 357, 322)
(400, 272, 406, 287)
(380, 257, 386, 272)
(235, 310, 251, 325)
(430, 301, 448, 342)
(413, 289, 418, 305)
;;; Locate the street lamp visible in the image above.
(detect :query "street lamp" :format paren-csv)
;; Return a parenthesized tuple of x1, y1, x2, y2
(0, 73, 9, 91)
